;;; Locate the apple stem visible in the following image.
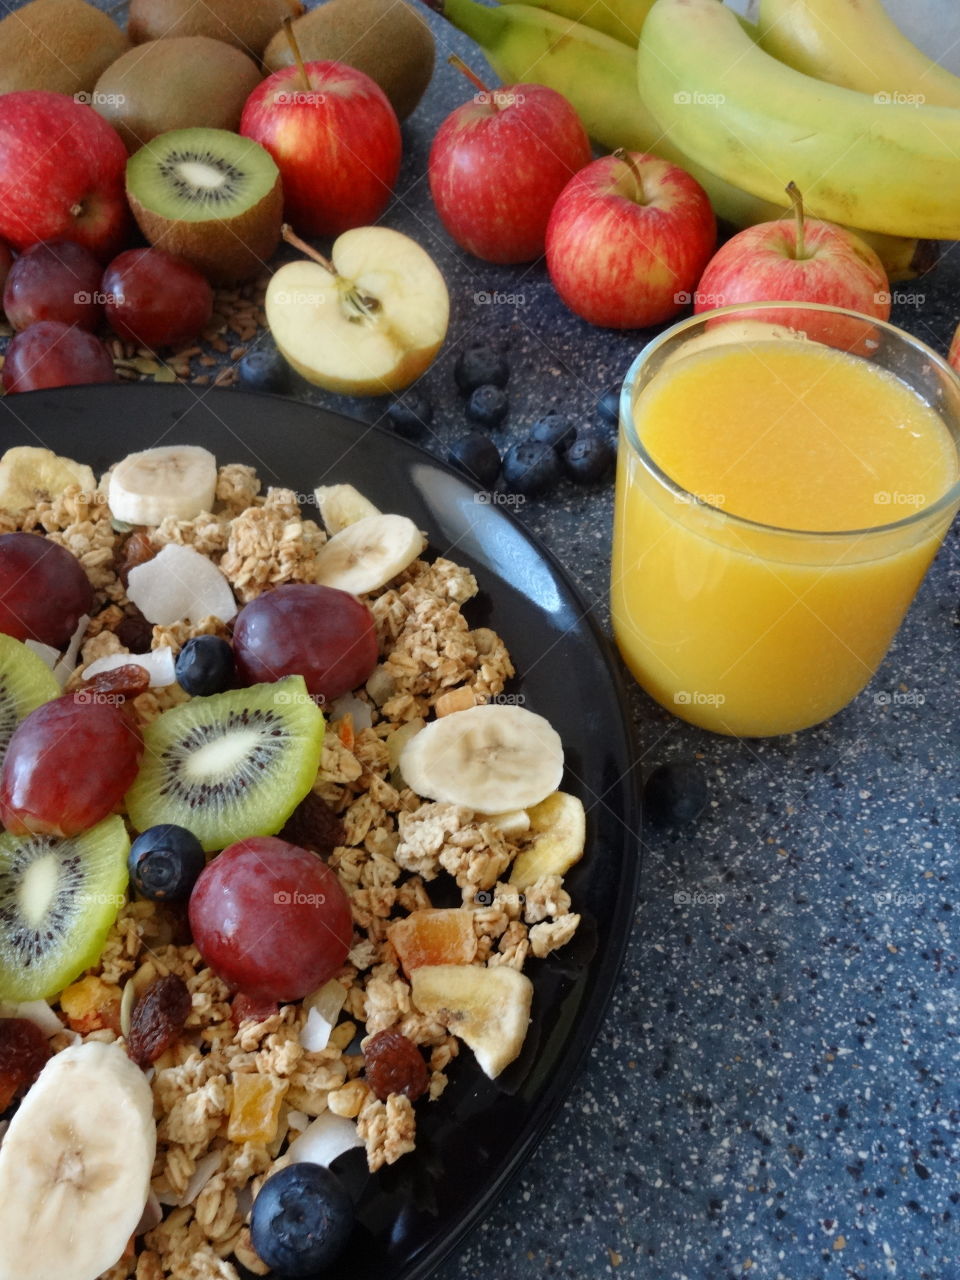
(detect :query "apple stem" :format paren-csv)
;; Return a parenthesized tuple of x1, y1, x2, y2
(448, 54, 500, 107)
(614, 147, 645, 204)
(280, 224, 380, 319)
(282, 17, 310, 93)
(787, 181, 807, 261)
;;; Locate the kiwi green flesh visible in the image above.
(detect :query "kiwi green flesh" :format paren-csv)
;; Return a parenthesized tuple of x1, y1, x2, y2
(0, 816, 130, 1002)
(0, 635, 60, 771)
(125, 677, 325, 853)
(127, 128, 279, 222)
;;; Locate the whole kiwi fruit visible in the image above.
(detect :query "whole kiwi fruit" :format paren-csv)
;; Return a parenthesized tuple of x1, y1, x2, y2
(128, 0, 301, 58)
(93, 38, 262, 154)
(0, 0, 129, 96)
(262, 0, 436, 121)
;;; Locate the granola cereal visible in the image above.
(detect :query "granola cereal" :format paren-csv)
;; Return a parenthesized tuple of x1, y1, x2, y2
(0, 458, 585, 1280)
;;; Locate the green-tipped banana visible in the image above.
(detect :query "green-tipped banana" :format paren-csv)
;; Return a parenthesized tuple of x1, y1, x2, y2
(425, 0, 934, 278)
(638, 0, 960, 239)
(758, 0, 960, 109)
(496, 0, 655, 44)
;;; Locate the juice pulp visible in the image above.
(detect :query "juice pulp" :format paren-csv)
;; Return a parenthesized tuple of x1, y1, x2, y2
(611, 339, 958, 736)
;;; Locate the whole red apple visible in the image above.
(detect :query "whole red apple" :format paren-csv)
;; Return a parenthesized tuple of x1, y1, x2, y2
(545, 152, 716, 329)
(429, 74, 591, 263)
(695, 188, 890, 324)
(240, 62, 401, 237)
(0, 92, 129, 259)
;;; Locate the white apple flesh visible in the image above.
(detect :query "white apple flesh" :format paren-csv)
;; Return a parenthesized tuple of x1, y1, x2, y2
(266, 226, 450, 396)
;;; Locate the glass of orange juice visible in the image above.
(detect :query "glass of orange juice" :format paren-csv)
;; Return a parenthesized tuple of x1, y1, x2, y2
(611, 302, 960, 737)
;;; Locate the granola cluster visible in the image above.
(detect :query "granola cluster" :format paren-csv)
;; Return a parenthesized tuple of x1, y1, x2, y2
(1, 466, 581, 1280)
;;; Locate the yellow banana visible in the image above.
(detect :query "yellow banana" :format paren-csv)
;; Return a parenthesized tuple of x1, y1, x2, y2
(758, 0, 960, 109)
(638, 0, 960, 240)
(426, 0, 932, 278)
(493, 0, 655, 44)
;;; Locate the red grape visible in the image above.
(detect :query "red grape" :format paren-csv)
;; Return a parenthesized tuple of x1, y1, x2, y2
(233, 583, 378, 705)
(2, 320, 115, 393)
(2, 239, 103, 331)
(188, 837, 353, 1001)
(0, 693, 144, 837)
(0, 533, 94, 648)
(0, 240, 11, 295)
(102, 248, 213, 349)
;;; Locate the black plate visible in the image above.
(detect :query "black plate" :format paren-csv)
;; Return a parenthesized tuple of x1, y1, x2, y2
(0, 384, 641, 1278)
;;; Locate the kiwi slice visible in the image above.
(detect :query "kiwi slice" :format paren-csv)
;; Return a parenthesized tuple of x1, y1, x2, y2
(125, 676, 325, 853)
(127, 128, 283, 285)
(0, 816, 129, 1002)
(0, 635, 60, 772)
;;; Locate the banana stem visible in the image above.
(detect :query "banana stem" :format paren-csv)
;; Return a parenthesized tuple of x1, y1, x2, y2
(282, 18, 311, 93)
(280, 225, 380, 319)
(787, 181, 807, 260)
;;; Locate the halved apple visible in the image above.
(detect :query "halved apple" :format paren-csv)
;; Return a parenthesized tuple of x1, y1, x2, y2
(266, 225, 449, 396)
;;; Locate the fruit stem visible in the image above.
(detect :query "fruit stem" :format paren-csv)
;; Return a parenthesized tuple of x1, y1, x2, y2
(787, 181, 807, 260)
(448, 54, 499, 107)
(282, 17, 310, 93)
(614, 148, 645, 205)
(280, 225, 380, 319)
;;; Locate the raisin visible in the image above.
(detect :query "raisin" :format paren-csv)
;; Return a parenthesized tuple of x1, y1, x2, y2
(0, 1018, 51, 1110)
(231, 992, 280, 1028)
(363, 1030, 429, 1102)
(126, 973, 192, 1068)
(279, 792, 346, 857)
(80, 663, 151, 702)
(116, 530, 156, 586)
(116, 608, 154, 654)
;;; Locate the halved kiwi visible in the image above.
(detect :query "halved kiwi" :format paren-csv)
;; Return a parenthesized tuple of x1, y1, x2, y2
(0, 816, 130, 1001)
(125, 676, 325, 853)
(126, 127, 283, 285)
(0, 635, 60, 772)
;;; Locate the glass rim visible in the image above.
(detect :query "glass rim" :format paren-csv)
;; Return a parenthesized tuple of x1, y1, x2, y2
(619, 300, 960, 540)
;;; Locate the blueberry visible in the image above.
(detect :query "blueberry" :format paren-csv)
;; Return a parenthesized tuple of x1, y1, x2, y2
(598, 385, 621, 426)
(466, 383, 509, 428)
(563, 433, 615, 484)
(386, 391, 433, 440)
(454, 343, 509, 394)
(530, 410, 576, 452)
(643, 762, 708, 826)
(448, 432, 501, 488)
(175, 635, 234, 696)
(502, 439, 562, 496)
(129, 824, 205, 902)
(250, 1162, 354, 1276)
(238, 346, 290, 394)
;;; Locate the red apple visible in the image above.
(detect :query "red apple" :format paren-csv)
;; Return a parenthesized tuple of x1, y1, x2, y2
(693, 187, 890, 349)
(545, 152, 716, 329)
(0, 92, 129, 259)
(429, 67, 591, 264)
(240, 62, 401, 237)
(948, 322, 960, 376)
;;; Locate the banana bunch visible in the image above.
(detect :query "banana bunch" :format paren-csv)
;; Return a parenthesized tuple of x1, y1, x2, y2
(433, 0, 945, 277)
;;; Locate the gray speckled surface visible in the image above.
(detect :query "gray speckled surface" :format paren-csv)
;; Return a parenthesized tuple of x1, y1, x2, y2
(14, 3, 960, 1276)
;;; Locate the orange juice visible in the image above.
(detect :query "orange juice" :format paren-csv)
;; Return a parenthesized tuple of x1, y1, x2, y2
(611, 336, 959, 735)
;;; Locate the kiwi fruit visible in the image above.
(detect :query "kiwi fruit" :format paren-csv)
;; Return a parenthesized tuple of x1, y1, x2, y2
(262, 0, 435, 121)
(93, 37, 262, 154)
(128, 0, 300, 58)
(0, 0, 129, 96)
(0, 635, 60, 772)
(126, 128, 283, 284)
(0, 816, 130, 1001)
(125, 677, 325, 853)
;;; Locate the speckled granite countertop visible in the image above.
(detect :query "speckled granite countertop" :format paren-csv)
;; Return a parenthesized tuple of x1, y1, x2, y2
(14, 3, 960, 1276)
